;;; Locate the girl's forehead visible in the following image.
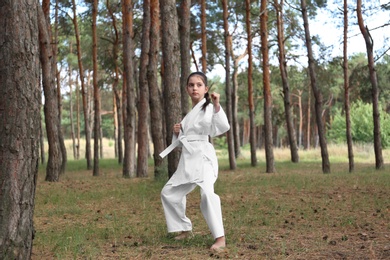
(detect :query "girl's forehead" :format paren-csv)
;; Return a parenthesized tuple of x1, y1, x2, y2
(188, 75, 205, 84)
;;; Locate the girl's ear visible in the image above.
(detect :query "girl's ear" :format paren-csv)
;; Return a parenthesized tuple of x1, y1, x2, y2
(205, 86, 209, 93)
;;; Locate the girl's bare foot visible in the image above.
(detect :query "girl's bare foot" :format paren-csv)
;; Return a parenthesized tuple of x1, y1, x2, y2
(174, 231, 194, 240)
(210, 236, 226, 251)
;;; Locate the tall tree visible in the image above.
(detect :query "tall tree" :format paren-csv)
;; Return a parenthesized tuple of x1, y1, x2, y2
(300, 0, 330, 173)
(222, 0, 237, 170)
(0, 0, 40, 257)
(179, 0, 191, 116)
(137, 0, 151, 178)
(92, 0, 101, 176)
(245, 0, 257, 166)
(201, 0, 207, 73)
(260, 0, 275, 173)
(106, 0, 123, 164)
(122, 0, 137, 178)
(148, 0, 166, 178)
(274, 0, 299, 163)
(72, 0, 92, 169)
(38, 5, 63, 181)
(160, 0, 182, 178)
(356, 0, 384, 169)
(343, 0, 354, 172)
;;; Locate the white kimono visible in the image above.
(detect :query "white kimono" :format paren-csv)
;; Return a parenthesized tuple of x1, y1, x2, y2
(160, 98, 230, 239)
(160, 98, 230, 186)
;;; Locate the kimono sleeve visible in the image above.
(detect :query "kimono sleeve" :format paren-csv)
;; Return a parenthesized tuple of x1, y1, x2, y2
(210, 105, 230, 137)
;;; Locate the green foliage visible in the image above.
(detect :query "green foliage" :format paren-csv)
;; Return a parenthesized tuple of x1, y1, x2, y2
(328, 100, 390, 148)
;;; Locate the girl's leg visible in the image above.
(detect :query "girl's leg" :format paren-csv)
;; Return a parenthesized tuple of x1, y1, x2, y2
(161, 182, 196, 233)
(198, 161, 225, 244)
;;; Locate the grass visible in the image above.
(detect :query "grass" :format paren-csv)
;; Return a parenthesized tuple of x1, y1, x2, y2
(32, 145, 390, 259)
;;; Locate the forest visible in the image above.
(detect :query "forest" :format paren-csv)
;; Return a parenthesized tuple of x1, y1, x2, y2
(38, 0, 390, 179)
(0, 0, 389, 258)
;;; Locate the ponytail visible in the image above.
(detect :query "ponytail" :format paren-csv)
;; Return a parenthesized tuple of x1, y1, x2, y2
(202, 92, 211, 111)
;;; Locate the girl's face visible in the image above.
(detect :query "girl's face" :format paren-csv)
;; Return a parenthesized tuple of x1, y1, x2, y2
(186, 75, 209, 105)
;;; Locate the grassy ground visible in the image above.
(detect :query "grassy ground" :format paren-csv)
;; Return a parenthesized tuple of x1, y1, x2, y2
(32, 146, 390, 259)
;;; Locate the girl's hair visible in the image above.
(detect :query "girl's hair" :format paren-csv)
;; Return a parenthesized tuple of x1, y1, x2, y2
(187, 71, 210, 111)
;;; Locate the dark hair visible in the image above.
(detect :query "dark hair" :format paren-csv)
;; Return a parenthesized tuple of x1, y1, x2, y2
(187, 71, 211, 111)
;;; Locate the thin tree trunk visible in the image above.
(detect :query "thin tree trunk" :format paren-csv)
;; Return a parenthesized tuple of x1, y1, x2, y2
(69, 62, 77, 160)
(356, 0, 384, 170)
(245, 0, 257, 166)
(200, 0, 207, 73)
(38, 5, 63, 182)
(137, 0, 151, 178)
(274, 0, 299, 163)
(161, 0, 182, 178)
(260, 0, 275, 173)
(300, 0, 330, 173)
(107, 0, 123, 164)
(148, 0, 166, 179)
(179, 0, 191, 116)
(76, 75, 81, 160)
(92, 0, 101, 176)
(0, 0, 40, 257)
(122, 0, 136, 178)
(231, 48, 247, 159)
(222, 0, 236, 170)
(343, 60, 354, 172)
(72, 0, 92, 169)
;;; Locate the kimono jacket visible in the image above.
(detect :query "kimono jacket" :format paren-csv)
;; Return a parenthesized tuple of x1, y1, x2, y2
(160, 98, 230, 187)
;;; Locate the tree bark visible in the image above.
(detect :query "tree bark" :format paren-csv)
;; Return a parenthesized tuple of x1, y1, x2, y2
(122, 0, 136, 178)
(160, 0, 182, 178)
(343, 0, 354, 172)
(260, 0, 275, 173)
(107, 0, 123, 164)
(148, 0, 166, 179)
(357, 0, 384, 170)
(137, 0, 151, 178)
(0, 0, 40, 257)
(179, 0, 191, 117)
(201, 0, 207, 73)
(274, 0, 299, 163)
(300, 0, 330, 173)
(92, 0, 101, 176)
(245, 0, 257, 166)
(38, 5, 63, 182)
(222, 0, 237, 170)
(72, 0, 92, 169)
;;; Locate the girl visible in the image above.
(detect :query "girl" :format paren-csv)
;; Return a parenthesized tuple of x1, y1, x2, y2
(160, 71, 230, 251)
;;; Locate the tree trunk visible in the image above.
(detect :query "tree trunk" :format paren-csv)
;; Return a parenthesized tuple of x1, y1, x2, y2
(137, 0, 151, 178)
(148, 0, 166, 179)
(38, 5, 63, 182)
(343, 0, 353, 172)
(179, 0, 191, 117)
(260, 0, 275, 173)
(300, 0, 330, 173)
(69, 63, 77, 160)
(76, 75, 81, 160)
(107, 0, 123, 164)
(231, 48, 247, 159)
(222, 0, 236, 170)
(0, 0, 40, 257)
(122, 0, 136, 178)
(201, 0, 207, 73)
(356, 0, 384, 170)
(160, 0, 182, 178)
(92, 0, 101, 176)
(245, 0, 257, 166)
(72, 0, 92, 169)
(274, 0, 299, 163)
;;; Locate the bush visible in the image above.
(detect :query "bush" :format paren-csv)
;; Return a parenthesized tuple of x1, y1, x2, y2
(328, 100, 390, 148)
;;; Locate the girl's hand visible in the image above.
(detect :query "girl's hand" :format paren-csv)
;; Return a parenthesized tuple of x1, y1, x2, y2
(173, 123, 182, 136)
(210, 92, 220, 112)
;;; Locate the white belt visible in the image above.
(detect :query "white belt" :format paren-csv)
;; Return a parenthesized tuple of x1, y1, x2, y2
(159, 135, 208, 158)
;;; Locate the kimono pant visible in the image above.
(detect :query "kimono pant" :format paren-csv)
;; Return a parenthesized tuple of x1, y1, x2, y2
(161, 161, 224, 239)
